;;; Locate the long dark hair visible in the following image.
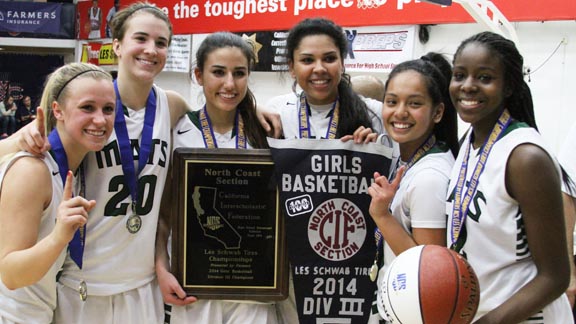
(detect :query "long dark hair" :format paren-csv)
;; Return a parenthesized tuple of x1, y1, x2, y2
(195, 32, 269, 149)
(385, 52, 458, 157)
(285, 17, 378, 137)
(453, 31, 536, 129)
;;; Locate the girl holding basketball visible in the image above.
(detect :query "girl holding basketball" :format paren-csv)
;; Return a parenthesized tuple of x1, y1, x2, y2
(446, 31, 572, 323)
(358, 52, 458, 321)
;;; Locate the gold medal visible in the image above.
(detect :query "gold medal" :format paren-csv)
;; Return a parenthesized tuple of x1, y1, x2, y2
(126, 214, 142, 234)
(79, 280, 87, 301)
(369, 261, 378, 282)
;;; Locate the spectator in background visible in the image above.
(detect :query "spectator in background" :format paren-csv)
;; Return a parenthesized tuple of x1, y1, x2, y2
(0, 96, 17, 138)
(15, 95, 36, 130)
(105, 0, 120, 38)
(351, 75, 385, 102)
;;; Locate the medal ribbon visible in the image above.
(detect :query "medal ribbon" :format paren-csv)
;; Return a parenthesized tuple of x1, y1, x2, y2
(199, 106, 246, 149)
(450, 110, 511, 251)
(48, 129, 86, 269)
(113, 80, 156, 217)
(298, 93, 339, 139)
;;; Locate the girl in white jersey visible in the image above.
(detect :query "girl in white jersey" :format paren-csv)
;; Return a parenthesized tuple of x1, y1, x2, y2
(266, 18, 384, 140)
(0, 63, 115, 323)
(267, 18, 392, 324)
(558, 122, 576, 314)
(53, 3, 196, 323)
(362, 53, 459, 321)
(446, 31, 572, 323)
(156, 31, 275, 324)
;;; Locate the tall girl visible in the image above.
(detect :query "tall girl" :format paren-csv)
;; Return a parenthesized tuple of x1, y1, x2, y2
(0, 63, 115, 323)
(446, 31, 572, 323)
(52, 3, 191, 323)
(367, 53, 458, 320)
(156, 31, 276, 324)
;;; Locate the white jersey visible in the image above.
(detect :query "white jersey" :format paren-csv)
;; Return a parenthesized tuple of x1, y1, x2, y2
(266, 92, 384, 139)
(59, 85, 172, 296)
(0, 152, 65, 323)
(173, 111, 255, 150)
(171, 111, 276, 323)
(446, 123, 572, 322)
(558, 121, 576, 253)
(88, 7, 101, 39)
(375, 146, 453, 318)
(559, 121, 576, 197)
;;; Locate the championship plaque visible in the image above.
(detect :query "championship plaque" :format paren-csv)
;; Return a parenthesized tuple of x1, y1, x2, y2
(171, 148, 288, 301)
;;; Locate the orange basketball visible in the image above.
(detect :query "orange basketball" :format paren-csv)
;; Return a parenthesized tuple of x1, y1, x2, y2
(379, 245, 479, 324)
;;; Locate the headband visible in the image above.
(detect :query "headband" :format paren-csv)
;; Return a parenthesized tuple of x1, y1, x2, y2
(55, 69, 109, 100)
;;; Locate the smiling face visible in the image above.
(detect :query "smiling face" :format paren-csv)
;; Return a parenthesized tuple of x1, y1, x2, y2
(383, 70, 443, 159)
(113, 12, 170, 84)
(289, 34, 343, 105)
(450, 42, 507, 136)
(54, 77, 115, 153)
(195, 46, 249, 117)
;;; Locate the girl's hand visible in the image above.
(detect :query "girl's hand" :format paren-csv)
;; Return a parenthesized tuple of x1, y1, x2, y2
(157, 265, 198, 306)
(368, 166, 406, 221)
(256, 105, 282, 138)
(17, 107, 50, 156)
(53, 171, 95, 246)
(340, 126, 378, 144)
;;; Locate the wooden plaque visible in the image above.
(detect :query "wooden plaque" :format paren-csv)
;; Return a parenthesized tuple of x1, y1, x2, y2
(171, 148, 288, 301)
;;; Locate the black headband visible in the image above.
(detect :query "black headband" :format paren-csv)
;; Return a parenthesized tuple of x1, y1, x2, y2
(55, 69, 108, 100)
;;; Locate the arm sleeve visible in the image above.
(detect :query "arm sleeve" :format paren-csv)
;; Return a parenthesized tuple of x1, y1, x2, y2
(405, 168, 449, 229)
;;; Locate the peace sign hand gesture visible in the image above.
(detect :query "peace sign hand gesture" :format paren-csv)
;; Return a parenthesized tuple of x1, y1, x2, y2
(368, 166, 406, 222)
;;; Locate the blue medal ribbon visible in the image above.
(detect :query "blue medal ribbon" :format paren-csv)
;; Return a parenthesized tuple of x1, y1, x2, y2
(113, 80, 156, 219)
(48, 129, 85, 269)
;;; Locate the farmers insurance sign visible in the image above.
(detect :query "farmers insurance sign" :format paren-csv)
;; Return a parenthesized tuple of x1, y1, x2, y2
(110, 0, 576, 34)
(0, 2, 61, 34)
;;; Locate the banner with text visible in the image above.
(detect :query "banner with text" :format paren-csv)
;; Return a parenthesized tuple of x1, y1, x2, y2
(165, 35, 192, 73)
(193, 25, 413, 73)
(344, 25, 416, 73)
(80, 42, 118, 66)
(0, 2, 61, 34)
(268, 138, 393, 324)
(80, 36, 190, 72)
(105, 0, 576, 35)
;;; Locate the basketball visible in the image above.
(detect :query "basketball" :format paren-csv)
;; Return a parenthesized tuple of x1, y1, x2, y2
(379, 245, 479, 324)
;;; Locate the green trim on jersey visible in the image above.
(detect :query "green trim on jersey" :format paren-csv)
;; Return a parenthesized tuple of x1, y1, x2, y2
(501, 120, 530, 138)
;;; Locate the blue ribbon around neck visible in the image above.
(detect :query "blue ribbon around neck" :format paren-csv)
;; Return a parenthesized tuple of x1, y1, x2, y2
(113, 80, 156, 218)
